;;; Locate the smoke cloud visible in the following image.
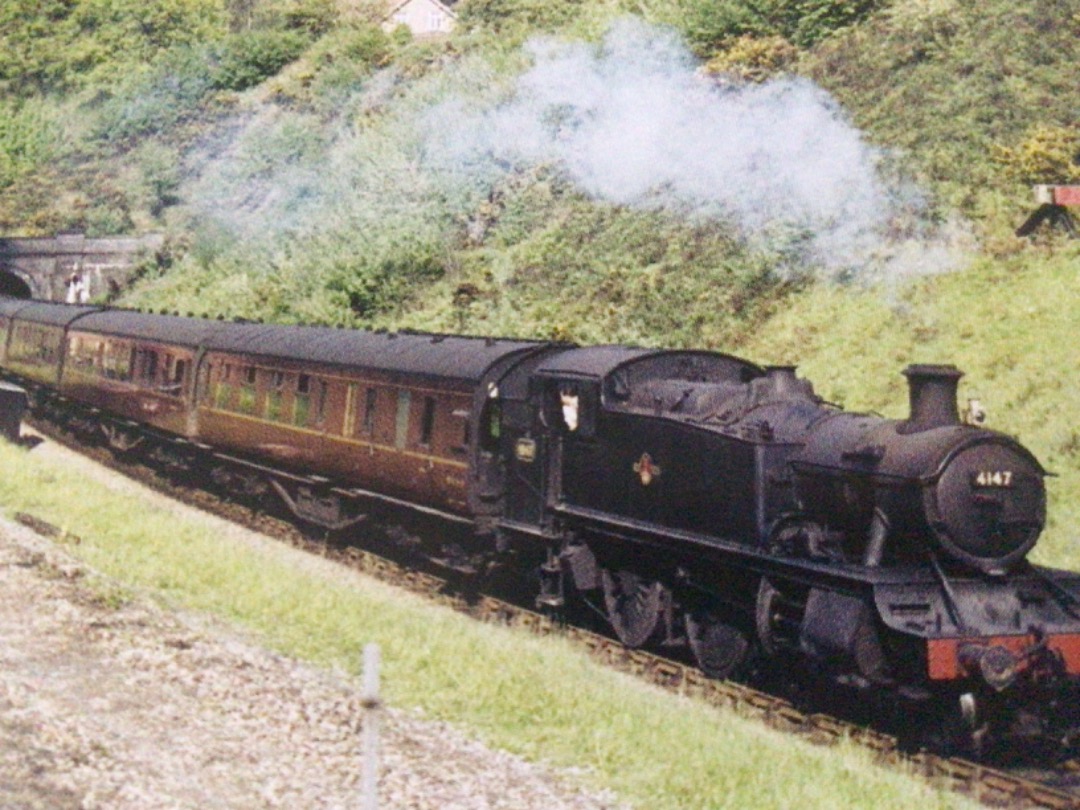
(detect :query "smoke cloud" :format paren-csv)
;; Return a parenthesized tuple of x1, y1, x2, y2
(424, 19, 968, 278)
(180, 18, 968, 285)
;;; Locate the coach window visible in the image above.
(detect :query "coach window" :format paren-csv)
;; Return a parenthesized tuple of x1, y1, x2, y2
(198, 363, 214, 404)
(171, 358, 187, 394)
(236, 366, 257, 414)
(133, 348, 158, 385)
(294, 374, 311, 426)
(453, 408, 471, 455)
(214, 364, 233, 409)
(101, 343, 116, 379)
(395, 390, 411, 450)
(112, 345, 133, 381)
(479, 396, 501, 453)
(362, 388, 378, 436)
(420, 396, 436, 448)
(266, 370, 285, 421)
(314, 379, 329, 426)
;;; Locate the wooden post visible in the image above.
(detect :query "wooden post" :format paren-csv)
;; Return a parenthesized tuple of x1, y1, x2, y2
(361, 644, 382, 810)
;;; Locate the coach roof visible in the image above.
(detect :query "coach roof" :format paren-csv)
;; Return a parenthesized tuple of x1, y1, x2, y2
(9, 301, 100, 327)
(71, 309, 224, 346)
(202, 322, 550, 384)
(0, 297, 34, 319)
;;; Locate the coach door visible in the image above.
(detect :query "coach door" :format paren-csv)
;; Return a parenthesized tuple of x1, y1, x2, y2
(501, 376, 551, 529)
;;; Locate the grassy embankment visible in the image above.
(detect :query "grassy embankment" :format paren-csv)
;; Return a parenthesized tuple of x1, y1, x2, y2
(0, 438, 976, 810)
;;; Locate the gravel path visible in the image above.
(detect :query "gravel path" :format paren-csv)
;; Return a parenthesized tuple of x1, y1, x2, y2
(0, 514, 625, 809)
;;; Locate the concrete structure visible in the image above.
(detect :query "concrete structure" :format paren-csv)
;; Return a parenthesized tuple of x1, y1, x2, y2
(0, 233, 163, 301)
(381, 0, 457, 37)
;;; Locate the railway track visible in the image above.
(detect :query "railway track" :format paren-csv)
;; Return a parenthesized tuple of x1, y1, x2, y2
(15, 420, 1080, 809)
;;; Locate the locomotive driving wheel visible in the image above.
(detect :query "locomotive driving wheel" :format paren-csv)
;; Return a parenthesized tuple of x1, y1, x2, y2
(685, 609, 749, 680)
(601, 568, 667, 648)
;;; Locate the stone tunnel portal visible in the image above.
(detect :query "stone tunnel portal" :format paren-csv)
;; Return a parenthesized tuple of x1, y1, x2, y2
(0, 270, 33, 299)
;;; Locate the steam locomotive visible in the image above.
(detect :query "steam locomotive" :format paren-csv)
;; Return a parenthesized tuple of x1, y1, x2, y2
(2, 295, 1079, 753)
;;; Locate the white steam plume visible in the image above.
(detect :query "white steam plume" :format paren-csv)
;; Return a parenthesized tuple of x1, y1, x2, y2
(424, 19, 968, 278)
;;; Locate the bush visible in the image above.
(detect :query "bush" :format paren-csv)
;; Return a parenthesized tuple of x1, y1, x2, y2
(308, 23, 392, 71)
(135, 141, 184, 216)
(458, 0, 582, 35)
(211, 29, 310, 91)
(0, 0, 228, 97)
(677, 0, 774, 54)
(676, 0, 885, 55)
(325, 243, 447, 320)
(280, 0, 340, 35)
(994, 124, 1080, 185)
(703, 34, 798, 81)
(0, 100, 62, 189)
(92, 47, 217, 142)
(783, 0, 884, 47)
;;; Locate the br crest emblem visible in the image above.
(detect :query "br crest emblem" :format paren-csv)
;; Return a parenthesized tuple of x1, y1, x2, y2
(633, 452, 662, 486)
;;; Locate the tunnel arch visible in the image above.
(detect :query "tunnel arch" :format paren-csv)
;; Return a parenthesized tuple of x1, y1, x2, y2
(0, 269, 33, 299)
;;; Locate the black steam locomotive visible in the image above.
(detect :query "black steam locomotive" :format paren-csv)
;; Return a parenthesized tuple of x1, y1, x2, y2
(2, 295, 1079, 752)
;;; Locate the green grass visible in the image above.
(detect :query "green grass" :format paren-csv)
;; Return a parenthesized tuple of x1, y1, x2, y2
(0, 439, 977, 809)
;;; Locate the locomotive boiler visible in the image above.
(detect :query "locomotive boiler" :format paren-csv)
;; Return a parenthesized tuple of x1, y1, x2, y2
(2, 295, 1079, 753)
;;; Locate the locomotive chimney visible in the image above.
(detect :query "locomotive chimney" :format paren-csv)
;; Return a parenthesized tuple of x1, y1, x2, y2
(765, 366, 800, 396)
(901, 364, 963, 433)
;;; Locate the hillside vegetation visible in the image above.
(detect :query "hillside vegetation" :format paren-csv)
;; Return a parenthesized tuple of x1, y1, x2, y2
(1, 0, 1079, 564)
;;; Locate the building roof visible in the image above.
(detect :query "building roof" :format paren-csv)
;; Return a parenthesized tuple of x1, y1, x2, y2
(383, 0, 458, 23)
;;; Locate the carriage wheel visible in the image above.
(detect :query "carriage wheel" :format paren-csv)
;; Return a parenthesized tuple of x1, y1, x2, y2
(685, 610, 750, 680)
(601, 568, 665, 648)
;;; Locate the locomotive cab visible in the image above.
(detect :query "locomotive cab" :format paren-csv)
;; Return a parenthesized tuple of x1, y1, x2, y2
(506, 346, 795, 548)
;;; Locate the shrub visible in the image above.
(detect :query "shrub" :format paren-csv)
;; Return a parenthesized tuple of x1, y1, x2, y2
(211, 29, 310, 91)
(135, 141, 184, 216)
(325, 243, 447, 320)
(677, 0, 774, 54)
(309, 23, 392, 71)
(994, 124, 1080, 185)
(279, 0, 340, 35)
(92, 47, 217, 142)
(0, 100, 63, 189)
(458, 0, 581, 35)
(0, 0, 228, 97)
(676, 0, 885, 55)
(785, 0, 884, 47)
(703, 34, 798, 81)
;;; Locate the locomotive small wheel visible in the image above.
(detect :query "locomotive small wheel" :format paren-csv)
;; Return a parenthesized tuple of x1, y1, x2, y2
(755, 577, 806, 658)
(756, 578, 780, 657)
(685, 610, 749, 680)
(600, 568, 666, 649)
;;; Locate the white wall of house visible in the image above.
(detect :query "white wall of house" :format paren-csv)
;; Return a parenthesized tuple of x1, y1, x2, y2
(382, 0, 457, 36)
